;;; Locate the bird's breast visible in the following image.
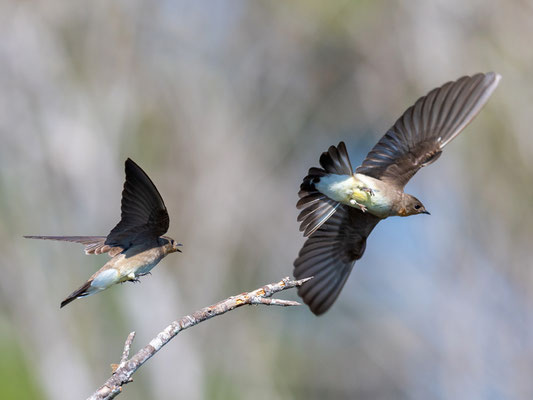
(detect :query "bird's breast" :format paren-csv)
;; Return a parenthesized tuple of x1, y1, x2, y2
(112, 245, 165, 279)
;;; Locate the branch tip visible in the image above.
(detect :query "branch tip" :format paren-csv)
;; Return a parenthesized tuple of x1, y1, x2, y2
(251, 298, 302, 307)
(118, 331, 136, 367)
(297, 276, 313, 285)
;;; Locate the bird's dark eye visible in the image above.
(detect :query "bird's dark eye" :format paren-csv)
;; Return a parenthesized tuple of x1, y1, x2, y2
(414, 204, 421, 210)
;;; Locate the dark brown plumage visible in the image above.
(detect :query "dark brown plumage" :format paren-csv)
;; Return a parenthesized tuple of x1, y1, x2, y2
(294, 205, 380, 315)
(356, 73, 499, 189)
(105, 158, 170, 249)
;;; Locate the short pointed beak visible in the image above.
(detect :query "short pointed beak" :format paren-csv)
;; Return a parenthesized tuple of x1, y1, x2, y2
(176, 243, 183, 252)
(423, 210, 431, 215)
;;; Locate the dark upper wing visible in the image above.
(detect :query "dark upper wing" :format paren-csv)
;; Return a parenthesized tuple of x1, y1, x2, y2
(23, 236, 123, 256)
(293, 205, 381, 315)
(356, 72, 500, 189)
(105, 158, 169, 249)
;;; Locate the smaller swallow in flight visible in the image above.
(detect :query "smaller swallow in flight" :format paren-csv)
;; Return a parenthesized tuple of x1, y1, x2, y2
(25, 158, 182, 308)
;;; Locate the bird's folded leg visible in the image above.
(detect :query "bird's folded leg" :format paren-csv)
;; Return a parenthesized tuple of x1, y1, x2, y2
(127, 272, 140, 283)
(350, 199, 367, 212)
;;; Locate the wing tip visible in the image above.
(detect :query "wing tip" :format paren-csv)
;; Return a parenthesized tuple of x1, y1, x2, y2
(124, 158, 142, 173)
(483, 71, 502, 94)
(486, 71, 502, 82)
(294, 269, 351, 316)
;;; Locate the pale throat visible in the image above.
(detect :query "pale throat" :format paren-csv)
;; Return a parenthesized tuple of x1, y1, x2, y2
(315, 173, 393, 217)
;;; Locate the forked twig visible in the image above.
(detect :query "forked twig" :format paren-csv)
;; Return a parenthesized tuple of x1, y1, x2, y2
(88, 276, 311, 400)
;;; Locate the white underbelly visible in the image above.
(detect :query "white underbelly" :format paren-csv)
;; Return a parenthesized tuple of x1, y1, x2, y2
(316, 173, 393, 217)
(315, 174, 356, 203)
(354, 173, 394, 217)
(91, 268, 119, 289)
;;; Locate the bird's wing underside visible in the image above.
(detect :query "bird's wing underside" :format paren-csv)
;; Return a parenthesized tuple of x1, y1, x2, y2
(294, 204, 381, 315)
(23, 235, 123, 256)
(105, 158, 170, 250)
(356, 72, 500, 189)
(297, 142, 353, 236)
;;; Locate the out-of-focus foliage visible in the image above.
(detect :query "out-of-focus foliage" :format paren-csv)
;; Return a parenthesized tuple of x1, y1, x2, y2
(0, 1, 532, 399)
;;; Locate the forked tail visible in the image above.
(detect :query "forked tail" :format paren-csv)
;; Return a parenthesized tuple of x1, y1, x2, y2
(297, 142, 354, 236)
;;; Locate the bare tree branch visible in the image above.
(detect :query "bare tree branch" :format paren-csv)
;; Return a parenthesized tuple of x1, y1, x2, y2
(88, 276, 311, 400)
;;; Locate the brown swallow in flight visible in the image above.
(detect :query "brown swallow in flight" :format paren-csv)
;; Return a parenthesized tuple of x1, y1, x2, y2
(294, 72, 501, 315)
(25, 158, 182, 307)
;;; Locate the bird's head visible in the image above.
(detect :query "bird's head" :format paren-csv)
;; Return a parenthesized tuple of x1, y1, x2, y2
(398, 194, 430, 217)
(163, 237, 183, 254)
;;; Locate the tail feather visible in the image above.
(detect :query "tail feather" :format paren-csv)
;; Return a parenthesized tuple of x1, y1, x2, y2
(297, 142, 353, 236)
(319, 142, 353, 175)
(60, 280, 92, 308)
(298, 200, 340, 236)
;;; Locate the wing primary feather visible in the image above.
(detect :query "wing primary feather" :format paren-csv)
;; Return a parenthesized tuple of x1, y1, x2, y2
(294, 206, 381, 315)
(23, 235, 122, 256)
(356, 73, 500, 188)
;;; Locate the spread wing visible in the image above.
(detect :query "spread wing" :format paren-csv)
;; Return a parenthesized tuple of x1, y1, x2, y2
(293, 205, 381, 315)
(104, 158, 169, 249)
(356, 72, 500, 189)
(23, 236, 124, 256)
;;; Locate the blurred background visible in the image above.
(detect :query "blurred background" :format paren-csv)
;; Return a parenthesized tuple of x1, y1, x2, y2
(1, 0, 532, 399)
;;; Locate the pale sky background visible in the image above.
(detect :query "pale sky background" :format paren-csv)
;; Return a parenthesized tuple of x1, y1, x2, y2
(1, 1, 532, 399)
